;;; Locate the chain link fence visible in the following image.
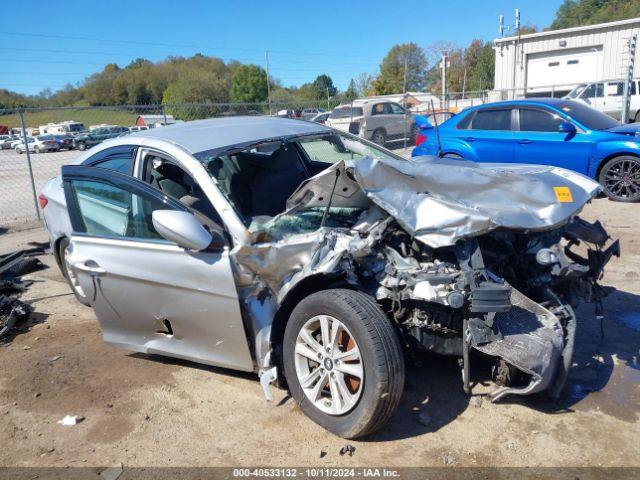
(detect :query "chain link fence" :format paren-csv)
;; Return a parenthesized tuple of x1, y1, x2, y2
(0, 100, 340, 228)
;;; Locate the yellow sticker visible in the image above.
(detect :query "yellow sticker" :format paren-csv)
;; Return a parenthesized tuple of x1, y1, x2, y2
(554, 186, 573, 203)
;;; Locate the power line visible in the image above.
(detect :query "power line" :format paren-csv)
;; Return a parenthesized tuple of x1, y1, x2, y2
(0, 30, 381, 60)
(7, 45, 375, 68)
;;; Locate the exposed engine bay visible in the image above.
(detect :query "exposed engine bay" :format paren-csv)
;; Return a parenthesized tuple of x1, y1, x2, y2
(224, 149, 619, 402)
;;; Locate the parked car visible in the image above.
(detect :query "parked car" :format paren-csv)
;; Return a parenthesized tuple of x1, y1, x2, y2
(0, 135, 15, 149)
(276, 109, 295, 118)
(310, 111, 331, 124)
(73, 126, 130, 151)
(54, 134, 75, 151)
(14, 135, 59, 154)
(39, 117, 617, 438)
(412, 98, 640, 202)
(300, 108, 326, 121)
(565, 78, 640, 123)
(326, 101, 417, 146)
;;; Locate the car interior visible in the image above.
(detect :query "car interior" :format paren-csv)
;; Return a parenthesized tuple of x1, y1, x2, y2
(141, 154, 224, 229)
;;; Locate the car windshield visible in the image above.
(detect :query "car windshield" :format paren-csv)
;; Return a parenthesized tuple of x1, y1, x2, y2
(194, 132, 400, 228)
(330, 106, 364, 119)
(556, 101, 619, 130)
(566, 84, 588, 99)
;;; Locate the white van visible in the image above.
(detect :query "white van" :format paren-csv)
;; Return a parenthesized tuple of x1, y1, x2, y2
(566, 79, 640, 122)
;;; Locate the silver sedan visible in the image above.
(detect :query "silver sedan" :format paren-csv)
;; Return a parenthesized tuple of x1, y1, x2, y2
(40, 116, 617, 437)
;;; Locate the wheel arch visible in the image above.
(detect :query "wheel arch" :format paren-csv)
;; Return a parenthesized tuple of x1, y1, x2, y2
(52, 235, 67, 270)
(594, 151, 640, 182)
(269, 273, 355, 379)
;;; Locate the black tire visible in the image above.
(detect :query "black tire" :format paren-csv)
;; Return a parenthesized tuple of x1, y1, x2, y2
(371, 129, 386, 146)
(15, 147, 22, 154)
(283, 289, 404, 438)
(633, 110, 640, 124)
(598, 155, 640, 202)
(77, 142, 86, 151)
(58, 238, 90, 306)
(34, 146, 40, 154)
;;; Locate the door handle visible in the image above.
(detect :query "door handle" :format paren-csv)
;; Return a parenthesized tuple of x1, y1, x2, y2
(463, 137, 475, 142)
(518, 139, 532, 144)
(73, 262, 106, 276)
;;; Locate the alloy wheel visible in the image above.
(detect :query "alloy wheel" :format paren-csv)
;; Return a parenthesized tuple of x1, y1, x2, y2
(294, 315, 364, 416)
(602, 157, 640, 201)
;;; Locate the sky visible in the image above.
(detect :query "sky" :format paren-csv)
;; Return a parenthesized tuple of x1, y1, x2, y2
(0, 0, 564, 96)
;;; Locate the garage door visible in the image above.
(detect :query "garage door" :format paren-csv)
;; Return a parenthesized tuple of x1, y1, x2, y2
(526, 46, 603, 90)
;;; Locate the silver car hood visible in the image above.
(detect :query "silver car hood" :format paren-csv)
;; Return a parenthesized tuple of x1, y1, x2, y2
(288, 155, 601, 248)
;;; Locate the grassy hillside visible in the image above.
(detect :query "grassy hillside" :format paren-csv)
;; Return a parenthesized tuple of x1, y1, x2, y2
(0, 108, 139, 130)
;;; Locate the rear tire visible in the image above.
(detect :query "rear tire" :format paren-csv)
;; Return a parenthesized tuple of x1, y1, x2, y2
(598, 155, 640, 202)
(371, 129, 386, 146)
(283, 289, 404, 438)
(58, 238, 90, 306)
(34, 146, 40, 154)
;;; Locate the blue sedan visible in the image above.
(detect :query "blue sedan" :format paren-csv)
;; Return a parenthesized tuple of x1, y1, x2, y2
(412, 99, 640, 202)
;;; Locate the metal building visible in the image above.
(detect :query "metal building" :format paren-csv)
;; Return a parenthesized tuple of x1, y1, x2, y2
(493, 17, 640, 98)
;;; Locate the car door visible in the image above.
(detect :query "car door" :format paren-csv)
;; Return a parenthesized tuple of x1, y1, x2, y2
(513, 107, 593, 174)
(457, 107, 515, 163)
(61, 165, 254, 372)
(389, 102, 411, 140)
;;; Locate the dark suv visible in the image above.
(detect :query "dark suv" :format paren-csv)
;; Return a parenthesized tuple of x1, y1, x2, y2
(73, 126, 130, 151)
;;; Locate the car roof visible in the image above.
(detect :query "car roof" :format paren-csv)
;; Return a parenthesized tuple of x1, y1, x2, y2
(127, 116, 330, 154)
(467, 98, 571, 111)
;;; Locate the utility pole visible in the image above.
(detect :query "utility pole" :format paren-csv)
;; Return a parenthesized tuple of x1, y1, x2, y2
(18, 110, 40, 221)
(621, 34, 637, 124)
(462, 68, 467, 99)
(440, 52, 448, 110)
(511, 8, 521, 100)
(403, 57, 408, 150)
(265, 50, 272, 115)
(326, 87, 330, 110)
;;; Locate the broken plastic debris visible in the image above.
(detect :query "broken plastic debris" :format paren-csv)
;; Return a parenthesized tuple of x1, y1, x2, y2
(339, 444, 356, 457)
(57, 415, 84, 426)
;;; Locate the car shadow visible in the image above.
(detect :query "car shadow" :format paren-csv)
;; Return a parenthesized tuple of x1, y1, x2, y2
(130, 289, 640, 441)
(485, 289, 640, 418)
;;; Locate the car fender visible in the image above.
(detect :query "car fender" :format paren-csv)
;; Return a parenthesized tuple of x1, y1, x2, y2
(588, 140, 640, 178)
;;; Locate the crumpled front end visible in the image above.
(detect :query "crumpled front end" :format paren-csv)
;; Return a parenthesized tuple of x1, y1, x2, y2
(231, 154, 618, 401)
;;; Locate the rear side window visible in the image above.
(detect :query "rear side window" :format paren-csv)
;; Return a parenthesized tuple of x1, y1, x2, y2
(519, 109, 565, 132)
(471, 109, 512, 130)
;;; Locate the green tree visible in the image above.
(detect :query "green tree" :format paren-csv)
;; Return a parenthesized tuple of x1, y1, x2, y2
(162, 71, 230, 119)
(551, 0, 640, 29)
(230, 64, 268, 103)
(311, 74, 337, 99)
(342, 79, 358, 102)
(373, 43, 428, 95)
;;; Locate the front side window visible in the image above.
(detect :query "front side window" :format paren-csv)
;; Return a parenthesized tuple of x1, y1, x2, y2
(71, 179, 167, 241)
(470, 109, 512, 130)
(519, 109, 565, 132)
(389, 103, 406, 114)
(85, 147, 136, 174)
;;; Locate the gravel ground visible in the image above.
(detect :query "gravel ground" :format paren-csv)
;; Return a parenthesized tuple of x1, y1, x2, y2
(0, 191, 638, 468)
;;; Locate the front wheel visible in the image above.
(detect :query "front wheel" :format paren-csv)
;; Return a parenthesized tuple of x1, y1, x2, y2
(34, 146, 40, 154)
(598, 155, 640, 202)
(76, 142, 86, 151)
(283, 289, 404, 438)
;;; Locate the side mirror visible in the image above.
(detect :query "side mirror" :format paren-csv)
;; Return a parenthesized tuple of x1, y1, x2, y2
(558, 121, 576, 134)
(152, 210, 213, 251)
